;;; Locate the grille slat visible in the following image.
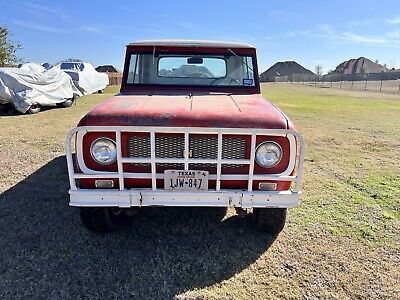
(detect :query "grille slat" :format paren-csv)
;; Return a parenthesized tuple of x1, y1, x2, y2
(155, 135, 184, 158)
(128, 135, 246, 169)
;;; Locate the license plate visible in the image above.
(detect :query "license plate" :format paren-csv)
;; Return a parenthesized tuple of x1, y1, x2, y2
(164, 170, 209, 191)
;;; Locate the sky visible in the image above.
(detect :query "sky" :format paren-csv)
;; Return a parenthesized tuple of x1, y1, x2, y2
(1, 0, 400, 74)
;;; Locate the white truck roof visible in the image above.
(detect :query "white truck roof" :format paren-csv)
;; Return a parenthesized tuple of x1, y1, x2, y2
(127, 40, 255, 49)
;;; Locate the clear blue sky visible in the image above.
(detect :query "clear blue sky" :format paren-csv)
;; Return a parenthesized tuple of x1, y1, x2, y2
(1, 0, 400, 73)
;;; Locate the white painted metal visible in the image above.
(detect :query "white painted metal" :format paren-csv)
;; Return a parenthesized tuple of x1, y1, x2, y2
(65, 125, 305, 208)
(75, 128, 297, 177)
(184, 130, 189, 170)
(69, 189, 300, 208)
(127, 40, 255, 49)
(248, 132, 257, 191)
(115, 130, 124, 190)
(150, 131, 156, 191)
(119, 157, 251, 164)
(216, 131, 222, 191)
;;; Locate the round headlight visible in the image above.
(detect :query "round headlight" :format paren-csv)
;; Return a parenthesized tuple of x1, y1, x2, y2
(255, 142, 282, 168)
(90, 138, 117, 165)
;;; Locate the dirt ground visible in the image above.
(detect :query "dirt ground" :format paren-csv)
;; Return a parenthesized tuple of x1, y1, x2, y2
(0, 84, 399, 299)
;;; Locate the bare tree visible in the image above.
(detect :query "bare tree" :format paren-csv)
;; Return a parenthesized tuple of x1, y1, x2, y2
(315, 65, 323, 76)
(0, 27, 21, 67)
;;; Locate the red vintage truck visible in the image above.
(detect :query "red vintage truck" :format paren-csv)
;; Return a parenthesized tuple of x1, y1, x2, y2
(65, 40, 305, 234)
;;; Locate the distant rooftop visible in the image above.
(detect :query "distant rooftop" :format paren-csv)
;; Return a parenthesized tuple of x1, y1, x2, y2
(95, 65, 119, 73)
(260, 61, 314, 80)
(331, 57, 389, 75)
(127, 40, 255, 49)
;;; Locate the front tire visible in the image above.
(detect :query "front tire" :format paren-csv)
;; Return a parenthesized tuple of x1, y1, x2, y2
(60, 99, 74, 108)
(253, 208, 287, 234)
(80, 207, 116, 233)
(201, 207, 227, 222)
(57, 96, 75, 108)
(80, 207, 133, 233)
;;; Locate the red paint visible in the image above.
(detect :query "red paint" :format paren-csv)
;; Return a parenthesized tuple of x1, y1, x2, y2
(79, 94, 288, 129)
(120, 45, 260, 94)
(79, 132, 292, 191)
(77, 42, 297, 192)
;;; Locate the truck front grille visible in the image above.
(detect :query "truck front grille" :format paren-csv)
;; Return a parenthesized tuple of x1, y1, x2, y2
(128, 135, 246, 170)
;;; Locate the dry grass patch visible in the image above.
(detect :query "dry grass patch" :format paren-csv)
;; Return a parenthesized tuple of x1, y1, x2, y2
(0, 84, 399, 299)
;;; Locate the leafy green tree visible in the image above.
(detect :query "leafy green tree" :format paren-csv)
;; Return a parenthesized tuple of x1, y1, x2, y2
(0, 27, 21, 67)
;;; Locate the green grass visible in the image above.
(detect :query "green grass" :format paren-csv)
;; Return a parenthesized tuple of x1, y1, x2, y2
(1, 84, 399, 299)
(262, 83, 400, 248)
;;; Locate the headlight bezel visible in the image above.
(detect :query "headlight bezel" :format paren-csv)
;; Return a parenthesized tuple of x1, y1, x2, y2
(255, 141, 283, 168)
(90, 137, 117, 165)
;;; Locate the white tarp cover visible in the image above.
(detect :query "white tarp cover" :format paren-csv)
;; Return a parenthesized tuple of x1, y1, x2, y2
(57, 62, 109, 95)
(0, 63, 82, 113)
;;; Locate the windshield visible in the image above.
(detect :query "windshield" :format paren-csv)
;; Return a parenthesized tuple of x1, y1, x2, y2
(60, 62, 85, 71)
(126, 53, 255, 87)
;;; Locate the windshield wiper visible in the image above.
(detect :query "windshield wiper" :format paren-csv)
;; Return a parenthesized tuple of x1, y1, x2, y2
(227, 48, 253, 72)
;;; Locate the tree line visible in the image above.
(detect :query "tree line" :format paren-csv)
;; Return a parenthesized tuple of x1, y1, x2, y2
(0, 26, 21, 67)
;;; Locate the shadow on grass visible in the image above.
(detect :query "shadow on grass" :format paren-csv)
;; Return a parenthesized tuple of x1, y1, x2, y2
(0, 104, 18, 116)
(0, 104, 72, 117)
(0, 156, 276, 299)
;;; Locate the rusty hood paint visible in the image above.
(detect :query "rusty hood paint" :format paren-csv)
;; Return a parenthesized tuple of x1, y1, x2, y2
(79, 93, 289, 129)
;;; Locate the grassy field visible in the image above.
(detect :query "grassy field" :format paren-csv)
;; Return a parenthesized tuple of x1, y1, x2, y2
(0, 84, 399, 299)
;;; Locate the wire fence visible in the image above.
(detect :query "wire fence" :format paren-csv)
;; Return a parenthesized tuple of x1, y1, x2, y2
(264, 72, 400, 94)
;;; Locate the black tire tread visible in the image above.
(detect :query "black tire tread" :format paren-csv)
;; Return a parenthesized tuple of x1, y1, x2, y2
(57, 98, 74, 108)
(80, 208, 116, 233)
(254, 208, 287, 234)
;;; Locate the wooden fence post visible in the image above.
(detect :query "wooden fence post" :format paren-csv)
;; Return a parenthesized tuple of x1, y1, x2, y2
(379, 72, 383, 92)
(364, 74, 368, 90)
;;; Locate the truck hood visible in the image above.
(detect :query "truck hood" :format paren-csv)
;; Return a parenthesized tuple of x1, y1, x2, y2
(79, 93, 289, 129)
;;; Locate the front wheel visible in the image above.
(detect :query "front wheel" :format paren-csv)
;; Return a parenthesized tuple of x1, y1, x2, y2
(57, 96, 75, 108)
(57, 99, 74, 107)
(199, 207, 227, 222)
(253, 208, 287, 234)
(79, 207, 132, 233)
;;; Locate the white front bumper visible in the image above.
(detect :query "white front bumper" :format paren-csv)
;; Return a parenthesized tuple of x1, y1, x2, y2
(69, 189, 301, 208)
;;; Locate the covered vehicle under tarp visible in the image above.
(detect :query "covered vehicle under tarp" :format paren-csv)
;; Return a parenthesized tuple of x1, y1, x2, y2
(0, 63, 82, 113)
(56, 62, 109, 95)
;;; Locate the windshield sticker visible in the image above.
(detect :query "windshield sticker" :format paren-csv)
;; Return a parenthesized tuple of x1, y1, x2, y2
(243, 79, 253, 86)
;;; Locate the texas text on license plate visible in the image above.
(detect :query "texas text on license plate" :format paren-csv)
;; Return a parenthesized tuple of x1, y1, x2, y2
(164, 170, 209, 191)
